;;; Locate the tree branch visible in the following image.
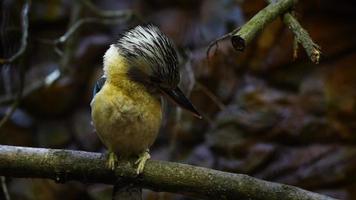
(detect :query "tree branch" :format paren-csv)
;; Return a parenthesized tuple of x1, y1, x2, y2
(282, 12, 321, 63)
(233, 0, 298, 49)
(207, 0, 298, 56)
(266, 0, 321, 64)
(0, 145, 336, 200)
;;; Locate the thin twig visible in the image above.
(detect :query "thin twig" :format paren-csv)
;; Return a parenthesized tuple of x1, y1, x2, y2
(0, 75, 62, 106)
(58, 2, 83, 73)
(0, 176, 10, 200)
(54, 17, 130, 56)
(206, 32, 231, 58)
(1, 3, 126, 105)
(0, 0, 30, 64)
(206, 28, 240, 58)
(79, 0, 134, 19)
(0, 145, 336, 200)
(0, 99, 20, 129)
(0, 59, 25, 130)
(195, 82, 226, 110)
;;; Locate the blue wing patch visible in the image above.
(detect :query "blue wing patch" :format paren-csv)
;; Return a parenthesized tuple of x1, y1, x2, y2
(93, 76, 106, 98)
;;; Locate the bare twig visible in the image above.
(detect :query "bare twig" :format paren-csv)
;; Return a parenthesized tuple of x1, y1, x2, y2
(79, 0, 134, 19)
(56, 17, 126, 44)
(1, 1, 130, 105)
(206, 29, 239, 58)
(0, 69, 62, 106)
(0, 78, 44, 105)
(46, 1, 134, 57)
(0, 99, 20, 129)
(0, 145, 336, 200)
(1, 176, 11, 200)
(195, 82, 226, 110)
(0, 60, 25, 130)
(0, 0, 30, 64)
(54, 17, 130, 56)
(58, 3, 83, 73)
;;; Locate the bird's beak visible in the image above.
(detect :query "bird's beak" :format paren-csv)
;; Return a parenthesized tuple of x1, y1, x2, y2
(160, 87, 202, 119)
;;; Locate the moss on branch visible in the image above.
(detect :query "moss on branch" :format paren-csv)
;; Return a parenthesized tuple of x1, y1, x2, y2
(233, 0, 298, 47)
(282, 13, 321, 63)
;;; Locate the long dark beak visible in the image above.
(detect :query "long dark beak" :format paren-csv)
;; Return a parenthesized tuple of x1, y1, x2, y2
(160, 87, 202, 119)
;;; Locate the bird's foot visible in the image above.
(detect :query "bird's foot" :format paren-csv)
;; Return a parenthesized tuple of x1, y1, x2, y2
(107, 151, 118, 171)
(135, 150, 150, 174)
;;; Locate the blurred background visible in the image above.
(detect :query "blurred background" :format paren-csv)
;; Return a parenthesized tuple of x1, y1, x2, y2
(0, 0, 356, 199)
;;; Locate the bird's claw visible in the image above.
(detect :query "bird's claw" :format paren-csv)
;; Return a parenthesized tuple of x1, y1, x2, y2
(107, 151, 118, 171)
(135, 151, 150, 174)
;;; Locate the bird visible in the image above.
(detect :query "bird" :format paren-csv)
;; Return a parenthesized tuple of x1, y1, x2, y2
(90, 25, 201, 175)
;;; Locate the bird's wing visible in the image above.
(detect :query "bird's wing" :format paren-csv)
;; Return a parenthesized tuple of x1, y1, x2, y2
(93, 75, 106, 98)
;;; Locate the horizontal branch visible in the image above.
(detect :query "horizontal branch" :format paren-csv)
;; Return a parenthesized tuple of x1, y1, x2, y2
(0, 145, 335, 200)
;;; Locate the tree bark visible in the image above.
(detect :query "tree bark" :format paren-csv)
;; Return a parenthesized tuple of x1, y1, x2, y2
(0, 145, 336, 200)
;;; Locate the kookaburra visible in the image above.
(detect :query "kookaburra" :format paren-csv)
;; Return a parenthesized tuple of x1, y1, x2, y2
(91, 25, 201, 174)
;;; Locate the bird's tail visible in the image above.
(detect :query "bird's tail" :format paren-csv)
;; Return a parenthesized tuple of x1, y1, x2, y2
(112, 183, 142, 200)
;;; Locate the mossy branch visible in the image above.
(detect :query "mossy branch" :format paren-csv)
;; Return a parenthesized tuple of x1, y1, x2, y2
(0, 145, 336, 200)
(266, 0, 321, 63)
(282, 12, 321, 63)
(208, 0, 298, 56)
(208, 0, 321, 64)
(233, 0, 298, 48)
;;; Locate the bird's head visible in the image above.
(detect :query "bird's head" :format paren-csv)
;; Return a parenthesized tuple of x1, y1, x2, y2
(103, 25, 201, 119)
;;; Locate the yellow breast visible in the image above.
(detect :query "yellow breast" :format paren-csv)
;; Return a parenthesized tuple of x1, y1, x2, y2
(91, 80, 162, 158)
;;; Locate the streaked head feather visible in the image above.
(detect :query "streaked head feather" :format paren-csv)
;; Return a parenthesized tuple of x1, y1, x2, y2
(115, 25, 180, 88)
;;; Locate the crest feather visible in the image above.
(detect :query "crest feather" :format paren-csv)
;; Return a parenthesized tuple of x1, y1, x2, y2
(115, 25, 180, 87)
